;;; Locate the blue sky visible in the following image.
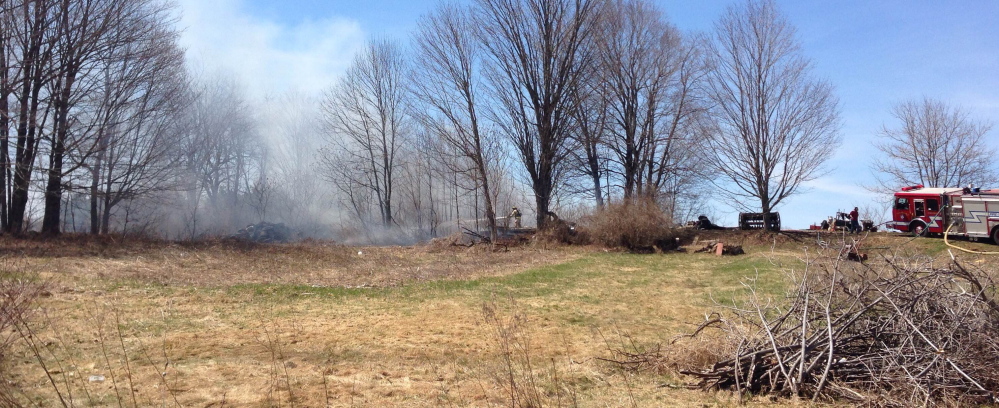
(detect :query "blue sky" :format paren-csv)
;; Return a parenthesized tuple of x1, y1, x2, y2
(176, 0, 999, 228)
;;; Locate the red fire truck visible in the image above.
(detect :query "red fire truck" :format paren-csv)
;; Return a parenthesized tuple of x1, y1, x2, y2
(891, 185, 999, 244)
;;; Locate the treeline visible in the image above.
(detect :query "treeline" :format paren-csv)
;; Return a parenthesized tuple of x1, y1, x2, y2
(0, 0, 188, 236)
(0, 0, 528, 240)
(326, 0, 839, 241)
(12, 0, 989, 241)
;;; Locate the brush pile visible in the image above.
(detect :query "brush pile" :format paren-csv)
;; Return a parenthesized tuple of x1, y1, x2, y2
(600, 253, 997, 406)
(579, 198, 692, 252)
(675, 257, 999, 406)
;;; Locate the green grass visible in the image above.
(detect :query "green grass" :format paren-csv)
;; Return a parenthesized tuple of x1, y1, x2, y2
(226, 282, 382, 300)
(202, 250, 792, 318)
(185, 250, 794, 351)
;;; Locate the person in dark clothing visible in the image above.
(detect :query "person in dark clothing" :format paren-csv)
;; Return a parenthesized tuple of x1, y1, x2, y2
(849, 207, 860, 234)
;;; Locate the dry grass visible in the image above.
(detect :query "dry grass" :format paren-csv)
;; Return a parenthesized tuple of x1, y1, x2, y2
(10, 236, 580, 289)
(3, 232, 993, 406)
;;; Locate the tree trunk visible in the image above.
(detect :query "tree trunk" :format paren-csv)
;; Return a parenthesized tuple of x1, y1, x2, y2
(42, 77, 76, 235)
(0, 80, 8, 232)
(8, 76, 45, 234)
(101, 193, 112, 235)
(533, 172, 552, 229)
(477, 160, 498, 241)
(41, 144, 64, 235)
(534, 189, 551, 230)
(7, 0, 52, 234)
(589, 154, 604, 209)
(382, 149, 393, 227)
(89, 170, 99, 234)
(0, 37, 9, 232)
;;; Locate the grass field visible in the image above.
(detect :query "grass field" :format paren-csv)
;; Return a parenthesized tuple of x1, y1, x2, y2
(4, 231, 996, 407)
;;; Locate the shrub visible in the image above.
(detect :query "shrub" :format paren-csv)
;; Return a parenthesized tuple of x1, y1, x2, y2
(579, 198, 691, 252)
(533, 216, 587, 246)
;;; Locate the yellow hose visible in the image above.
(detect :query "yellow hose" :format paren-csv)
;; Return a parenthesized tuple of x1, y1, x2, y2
(943, 222, 999, 255)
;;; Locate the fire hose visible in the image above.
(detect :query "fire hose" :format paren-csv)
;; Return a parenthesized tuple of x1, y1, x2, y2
(944, 222, 999, 255)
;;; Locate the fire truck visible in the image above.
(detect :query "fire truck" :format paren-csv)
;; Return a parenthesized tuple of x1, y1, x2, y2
(890, 185, 999, 244)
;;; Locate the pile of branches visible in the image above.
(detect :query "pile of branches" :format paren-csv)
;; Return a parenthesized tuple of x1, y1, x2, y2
(674, 255, 998, 405)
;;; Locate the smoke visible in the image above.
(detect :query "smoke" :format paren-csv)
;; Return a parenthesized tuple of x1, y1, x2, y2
(175, 0, 364, 99)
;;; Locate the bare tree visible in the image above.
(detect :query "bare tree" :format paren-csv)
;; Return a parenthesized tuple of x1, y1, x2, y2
(703, 0, 839, 215)
(262, 92, 327, 235)
(411, 3, 500, 240)
(595, 0, 681, 199)
(0, 0, 14, 232)
(81, 23, 188, 235)
(320, 39, 409, 228)
(872, 97, 995, 191)
(0, 0, 185, 235)
(567, 76, 609, 208)
(643, 39, 712, 221)
(4, 0, 58, 234)
(179, 74, 260, 236)
(476, 0, 600, 228)
(42, 0, 149, 235)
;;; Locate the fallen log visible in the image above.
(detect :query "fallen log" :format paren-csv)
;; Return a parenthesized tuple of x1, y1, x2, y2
(693, 241, 745, 255)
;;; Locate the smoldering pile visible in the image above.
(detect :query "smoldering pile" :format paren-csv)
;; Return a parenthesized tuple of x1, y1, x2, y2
(231, 222, 294, 243)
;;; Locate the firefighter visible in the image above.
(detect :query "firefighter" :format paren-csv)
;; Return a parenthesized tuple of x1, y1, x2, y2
(849, 207, 860, 234)
(509, 207, 522, 228)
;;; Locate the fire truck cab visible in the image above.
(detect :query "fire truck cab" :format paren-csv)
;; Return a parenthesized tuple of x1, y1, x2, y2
(891, 185, 999, 244)
(891, 185, 959, 236)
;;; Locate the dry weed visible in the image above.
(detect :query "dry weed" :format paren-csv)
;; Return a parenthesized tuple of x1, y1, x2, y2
(482, 300, 580, 408)
(579, 198, 692, 252)
(0, 258, 47, 406)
